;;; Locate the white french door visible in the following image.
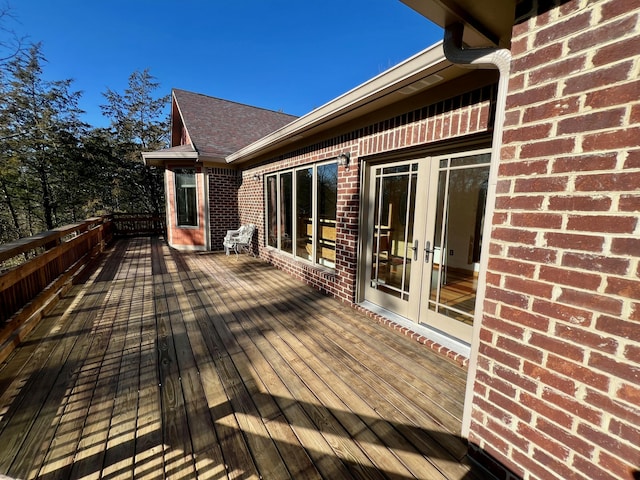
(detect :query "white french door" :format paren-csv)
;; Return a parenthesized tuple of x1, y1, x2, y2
(362, 149, 491, 344)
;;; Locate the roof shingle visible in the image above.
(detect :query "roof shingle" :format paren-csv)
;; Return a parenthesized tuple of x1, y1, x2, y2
(173, 89, 298, 159)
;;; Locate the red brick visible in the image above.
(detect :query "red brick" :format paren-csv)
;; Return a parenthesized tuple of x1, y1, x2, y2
(547, 195, 612, 211)
(583, 127, 640, 152)
(532, 449, 584, 480)
(552, 152, 618, 173)
(568, 14, 638, 52)
(534, 11, 591, 47)
(531, 331, 587, 362)
(506, 83, 557, 110)
(541, 387, 603, 425)
(517, 421, 571, 461)
(593, 36, 640, 67)
(475, 370, 517, 398)
(566, 214, 637, 234)
(494, 194, 545, 210)
(501, 305, 551, 332)
(585, 79, 640, 109)
(611, 238, 640, 257)
(616, 382, 640, 408)
(504, 275, 554, 299)
(511, 212, 562, 229)
(510, 450, 554, 480)
(491, 227, 538, 245)
(547, 354, 610, 391)
(530, 56, 587, 86)
(624, 344, 640, 363)
(562, 252, 629, 275)
(497, 336, 544, 364)
(589, 351, 640, 384)
(558, 108, 626, 135)
(488, 389, 533, 422)
(601, 0, 639, 21)
(469, 422, 510, 456)
(554, 323, 618, 355)
(575, 171, 640, 192)
(596, 316, 640, 343)
(507, 245, 558, 264)
(520, 138, 575, 159)
(523, 96, 581, 124)
(536, 417, 595, 458)
(610, 418, 640, 446)
(521, 392, 574, 429)
(545, 232, 605, 253)
(619, 194, 640, 212)
(514, 42, 563, 71)
(479, 342, 523, 370)
(585, 388, 640, 425)
(540, 265, 602, 290)
(532, 298, 593, 326)
(564, 60, 634, 95)
(606, 276, 640, 300)
(494, 364, 538, 393)
(503, 123, 553, 143)
(488, 257, 536, 277)
(485, 285, 529, 309)
(578, 421, 640, 461)
(481, 315, 526, 339)
(498, 160, 549, 177)
(573, 454, 621, 480)
(558, 287, 623, 316)
(523, 361, 577, 395)
(598, 450, 640, 480)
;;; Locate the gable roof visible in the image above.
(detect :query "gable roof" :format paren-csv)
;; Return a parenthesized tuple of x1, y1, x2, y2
(172, 89, 298, 159)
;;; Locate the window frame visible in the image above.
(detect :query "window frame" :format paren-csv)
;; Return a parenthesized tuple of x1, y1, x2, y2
(174, 168, 199, 228)
(264, 160, 337, 269)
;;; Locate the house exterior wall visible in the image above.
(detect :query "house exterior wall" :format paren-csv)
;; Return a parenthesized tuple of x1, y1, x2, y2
(208, 167, 240, 251)
(237, 82, 496, 303)
(165, 165, 207, 250)
(467, 0, 640, 479)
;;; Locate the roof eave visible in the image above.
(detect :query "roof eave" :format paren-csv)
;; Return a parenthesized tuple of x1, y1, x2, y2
(226, 41, 450, 165)
(142, 150, 199, 167)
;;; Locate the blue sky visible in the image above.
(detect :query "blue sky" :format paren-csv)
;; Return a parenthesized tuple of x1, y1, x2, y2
(8, 1, 442, 128)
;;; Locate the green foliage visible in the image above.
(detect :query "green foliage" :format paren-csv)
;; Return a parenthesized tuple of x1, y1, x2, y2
(0, 44, 170, 244)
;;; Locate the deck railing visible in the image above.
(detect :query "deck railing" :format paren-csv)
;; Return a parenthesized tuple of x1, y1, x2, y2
(0, 213, 166, 362)
(111, 213, 166, 236)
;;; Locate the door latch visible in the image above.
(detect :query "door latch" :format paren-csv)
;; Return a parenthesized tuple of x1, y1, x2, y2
(410, 240, 419, 261)
(424, 241, 435, 262)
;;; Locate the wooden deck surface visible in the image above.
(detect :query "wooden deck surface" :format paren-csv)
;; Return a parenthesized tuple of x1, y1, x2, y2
(0, 237, 490, 479)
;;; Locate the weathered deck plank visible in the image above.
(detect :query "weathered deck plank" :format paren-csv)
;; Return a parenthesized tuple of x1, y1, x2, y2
(0, 237, 493, 480)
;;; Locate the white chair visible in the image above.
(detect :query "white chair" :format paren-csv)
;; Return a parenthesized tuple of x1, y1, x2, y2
(223, 224, 256, 256)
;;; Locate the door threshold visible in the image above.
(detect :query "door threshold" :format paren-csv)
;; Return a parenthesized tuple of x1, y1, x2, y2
(358, 301, 471, 362)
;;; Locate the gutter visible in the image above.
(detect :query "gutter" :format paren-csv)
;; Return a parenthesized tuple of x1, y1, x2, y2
(442, 22, 512, 438)
(226, 42, 450, 164)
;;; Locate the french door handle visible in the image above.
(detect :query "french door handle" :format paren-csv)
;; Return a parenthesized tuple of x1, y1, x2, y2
(424, 241, 435, 262)
(410, 240, 419, 261)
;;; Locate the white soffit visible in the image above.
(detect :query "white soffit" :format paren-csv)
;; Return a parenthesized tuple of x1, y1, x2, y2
(226, 41, 454, 164)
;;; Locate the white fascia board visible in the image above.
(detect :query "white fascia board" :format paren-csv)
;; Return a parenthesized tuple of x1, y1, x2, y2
(226, 41, 448, 164)
(142, 150, 199, 166)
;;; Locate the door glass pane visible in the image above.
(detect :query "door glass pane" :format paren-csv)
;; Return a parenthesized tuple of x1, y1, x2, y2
(295, 168, 313, 261)
(316, 163, 337, 268)
(281, 172, 293, 254)
(428, 156, 490, 326)
(266, 175, 277, 248)
(370, 164, 416, 301)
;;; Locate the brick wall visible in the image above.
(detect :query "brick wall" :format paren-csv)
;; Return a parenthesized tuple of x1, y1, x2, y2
(236, 84, 495, 304)
(209, 167, 239, 251)
(469, 1, 640, 479)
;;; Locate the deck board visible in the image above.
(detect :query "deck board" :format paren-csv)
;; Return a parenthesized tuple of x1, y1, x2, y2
(0, 236, 493, 479)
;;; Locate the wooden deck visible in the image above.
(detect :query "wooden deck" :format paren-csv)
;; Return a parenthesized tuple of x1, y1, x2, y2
(0, 236, 489, 480)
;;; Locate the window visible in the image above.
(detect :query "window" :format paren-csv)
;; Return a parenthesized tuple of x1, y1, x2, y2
(175, 168, 198, 226)
(266, 161, 337, 268)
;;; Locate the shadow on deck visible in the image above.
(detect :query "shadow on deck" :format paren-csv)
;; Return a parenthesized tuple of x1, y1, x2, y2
(0, 236, 499, 479)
